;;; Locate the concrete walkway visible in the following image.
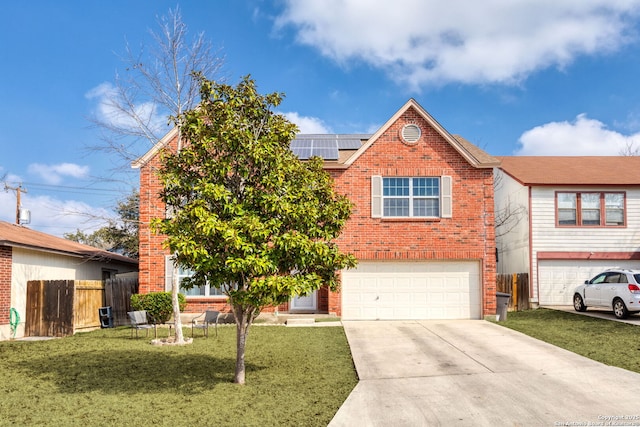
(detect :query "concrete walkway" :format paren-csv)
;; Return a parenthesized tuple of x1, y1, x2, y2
(329, 320, 640, 427)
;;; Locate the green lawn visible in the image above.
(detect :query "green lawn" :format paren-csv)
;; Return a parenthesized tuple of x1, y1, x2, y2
(497, 308, 640, 373)
(0, 325, 357, 427)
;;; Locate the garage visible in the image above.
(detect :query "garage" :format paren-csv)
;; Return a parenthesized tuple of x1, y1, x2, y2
(341, 261, 481, 320)
(538, 260, 640, 305)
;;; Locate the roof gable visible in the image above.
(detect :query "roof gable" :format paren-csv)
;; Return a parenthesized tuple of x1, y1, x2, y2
(133, 99, 499, 170)
(344, 99, 499, 168)
(131, 127, 178, 169)
(498, 156, 640, 186)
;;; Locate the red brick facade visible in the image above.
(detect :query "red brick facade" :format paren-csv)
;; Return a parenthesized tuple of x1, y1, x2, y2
(0, 246, 12, 325)
(327, 107, 497, 317)
(136, 102, 497, 317)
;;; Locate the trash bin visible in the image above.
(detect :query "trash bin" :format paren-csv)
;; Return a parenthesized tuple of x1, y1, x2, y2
(98, 306, 114, 328)
(496, 292, 511, 322)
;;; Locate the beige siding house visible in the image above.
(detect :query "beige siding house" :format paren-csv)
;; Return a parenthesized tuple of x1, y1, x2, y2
(0, 221, 138, 340)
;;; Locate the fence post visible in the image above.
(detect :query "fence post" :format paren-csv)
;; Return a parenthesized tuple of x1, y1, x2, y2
(511, 273, 518, 311)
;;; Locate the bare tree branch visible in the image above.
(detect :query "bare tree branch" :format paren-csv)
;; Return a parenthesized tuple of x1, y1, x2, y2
(619, 140, 640, 156)
(86, 6, 225, 178)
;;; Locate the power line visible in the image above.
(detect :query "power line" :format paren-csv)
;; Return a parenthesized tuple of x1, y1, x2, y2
(17, 182, 127, 194)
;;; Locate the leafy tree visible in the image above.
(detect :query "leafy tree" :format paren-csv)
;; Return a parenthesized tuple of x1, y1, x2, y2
(65, 190, 139, 258)
(153, 75, 357, 384)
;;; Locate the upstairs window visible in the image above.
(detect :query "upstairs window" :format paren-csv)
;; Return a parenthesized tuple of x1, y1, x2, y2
(371, 176, 452, 218)
(556, 192, 625, 227)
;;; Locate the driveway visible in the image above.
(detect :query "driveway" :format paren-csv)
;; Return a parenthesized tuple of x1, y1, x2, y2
(329, 320, 640, 426)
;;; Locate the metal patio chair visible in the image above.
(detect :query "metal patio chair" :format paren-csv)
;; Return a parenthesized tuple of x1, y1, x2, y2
(127, 310, 156, 338)
(191, 310, 220, 338)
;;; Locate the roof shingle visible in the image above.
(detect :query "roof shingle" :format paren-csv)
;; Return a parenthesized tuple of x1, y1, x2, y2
(498, 156, 640, 185)
(0, 221, 138, 265)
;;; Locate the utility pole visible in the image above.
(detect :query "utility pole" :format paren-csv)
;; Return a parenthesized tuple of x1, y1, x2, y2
(4, 183, 28, 224)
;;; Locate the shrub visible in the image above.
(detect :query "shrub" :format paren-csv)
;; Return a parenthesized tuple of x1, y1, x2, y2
(130, 292, 186, 324)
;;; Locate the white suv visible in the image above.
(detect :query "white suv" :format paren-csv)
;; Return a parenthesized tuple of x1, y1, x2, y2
(573, 269, 640, 319)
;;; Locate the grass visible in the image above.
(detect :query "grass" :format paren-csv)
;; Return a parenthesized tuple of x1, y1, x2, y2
(497, 308, 640, 373)
(0, 325, 357, 427)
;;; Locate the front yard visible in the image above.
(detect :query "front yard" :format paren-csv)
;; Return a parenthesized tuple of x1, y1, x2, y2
(0, 325, 357, 426)
(498, 308, 640, 374)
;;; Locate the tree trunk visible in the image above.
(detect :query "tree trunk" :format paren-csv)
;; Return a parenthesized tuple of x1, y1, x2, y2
(172, 272, 185, 343)
(233, 304, 255, 384)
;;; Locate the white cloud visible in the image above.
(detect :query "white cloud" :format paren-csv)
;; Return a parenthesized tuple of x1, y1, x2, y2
(276, 0, 640, 89)
(515, 114, 640, 155)
(28, 163, 90, 185)
(86, 82, 166, 135)
(284, 112, 333, 133)
(0, 191, 113, 237)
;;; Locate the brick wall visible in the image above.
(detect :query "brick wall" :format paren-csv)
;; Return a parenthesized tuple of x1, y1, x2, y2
(327, 107, 496, 317)
(0, 246, 12, 325)
(138, 106, 497, 317)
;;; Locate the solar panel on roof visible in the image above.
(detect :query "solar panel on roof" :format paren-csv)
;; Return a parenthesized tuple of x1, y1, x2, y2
(311, 147, 339, 160)
(336, 138, 363, 149)
(313, 139, 337, 148)
(291, 147, 312, 159)
(290, 134, 370, 160)
(290, 139, 307, 149)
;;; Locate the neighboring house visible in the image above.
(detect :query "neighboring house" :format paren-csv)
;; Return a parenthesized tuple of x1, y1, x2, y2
(0, 221, 138, 340)
(494, 156, 640, 306)
(133, 99, 500, 320)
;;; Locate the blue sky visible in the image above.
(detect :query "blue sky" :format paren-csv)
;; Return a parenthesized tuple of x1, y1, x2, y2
(3, 0, 640, 237)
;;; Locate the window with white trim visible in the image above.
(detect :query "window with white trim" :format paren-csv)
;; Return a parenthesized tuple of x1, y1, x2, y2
(556, 192, 625, 227)
(371, 176, 452, 218)
(165, 256, 225, 297)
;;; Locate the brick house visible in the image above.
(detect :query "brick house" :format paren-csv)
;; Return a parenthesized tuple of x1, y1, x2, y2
(133, 99, 499, 320)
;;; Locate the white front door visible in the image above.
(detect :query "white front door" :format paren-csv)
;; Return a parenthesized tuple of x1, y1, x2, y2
(290, 290, 317, 312)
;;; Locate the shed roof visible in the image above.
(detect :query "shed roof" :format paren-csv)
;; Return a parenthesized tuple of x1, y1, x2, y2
(0, 221, 138, 266)
(497, 156, 640, 186)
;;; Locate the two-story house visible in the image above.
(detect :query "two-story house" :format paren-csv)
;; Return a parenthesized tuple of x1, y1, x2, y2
(134, 99, 500, 320)
(495, 156, 640, 306)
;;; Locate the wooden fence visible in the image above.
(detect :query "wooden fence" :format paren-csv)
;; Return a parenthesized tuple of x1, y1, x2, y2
(25, 278, 138, 337)
(496, 273, 530, 311)
(104, 277, 139, 327)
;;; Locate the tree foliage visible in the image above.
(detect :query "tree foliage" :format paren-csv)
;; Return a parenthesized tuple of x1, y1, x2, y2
(152, 75, 356, 384)
(65, 190, 139, 258)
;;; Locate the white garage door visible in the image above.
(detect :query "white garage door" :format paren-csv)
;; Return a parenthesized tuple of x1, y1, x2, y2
(538, 260, 640, 305)
(341, 261, 481, 320)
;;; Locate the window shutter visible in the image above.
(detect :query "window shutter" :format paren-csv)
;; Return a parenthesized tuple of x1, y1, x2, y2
(371, 175, 382, 218)
(441, 176, 452, 218)
(164, 255, 174, 291)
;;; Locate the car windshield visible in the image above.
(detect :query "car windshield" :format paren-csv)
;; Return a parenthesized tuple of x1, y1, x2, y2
(633, 274, 640, 283)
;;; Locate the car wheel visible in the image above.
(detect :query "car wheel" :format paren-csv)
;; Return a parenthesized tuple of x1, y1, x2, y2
(613, 298, 629, 319)
(573, 294, 587, 312)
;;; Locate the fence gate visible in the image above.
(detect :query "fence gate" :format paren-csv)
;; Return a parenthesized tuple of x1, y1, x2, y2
(496, 273, 530, 311)
(25, 280, 74, 337)
(104, 277, 138, 326)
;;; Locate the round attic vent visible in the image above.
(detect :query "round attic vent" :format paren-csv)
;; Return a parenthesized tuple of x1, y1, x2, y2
(401, 124, 421, 144)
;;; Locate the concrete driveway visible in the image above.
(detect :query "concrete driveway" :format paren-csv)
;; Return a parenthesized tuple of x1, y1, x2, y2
(329, 320, 640, 427)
